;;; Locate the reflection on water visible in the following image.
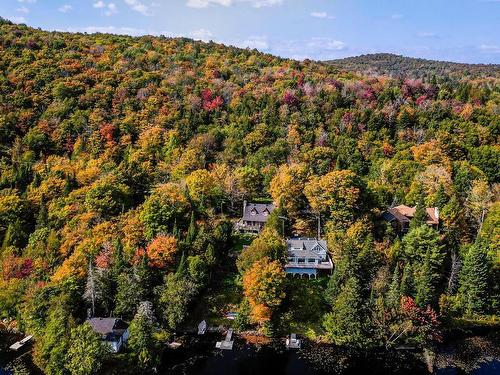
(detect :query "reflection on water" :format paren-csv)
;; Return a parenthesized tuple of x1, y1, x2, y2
(159, 334, 499, 375)
(2, 330, 499, 375)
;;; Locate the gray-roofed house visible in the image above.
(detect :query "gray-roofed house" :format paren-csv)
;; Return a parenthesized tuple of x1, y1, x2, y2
(382, 204, 439, 233)
(87, 317, 129, 353)
(235, 201, 275, 234)
(285, 238, 333, 278)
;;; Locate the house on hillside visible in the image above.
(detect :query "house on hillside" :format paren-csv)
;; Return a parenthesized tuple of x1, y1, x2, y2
(235, 201, 275, 234)
(382, 204, 439, 233)
(87, 317, 129, 353)
(285, 238, 333, 278)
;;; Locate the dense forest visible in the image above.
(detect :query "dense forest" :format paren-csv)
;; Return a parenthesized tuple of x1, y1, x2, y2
(328, 53, 500, 80)
(0, 18, 499, 374)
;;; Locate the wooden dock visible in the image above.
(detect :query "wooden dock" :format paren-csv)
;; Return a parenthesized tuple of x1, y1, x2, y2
(215, 329, 234, 350)
(9, 335, 33, 351)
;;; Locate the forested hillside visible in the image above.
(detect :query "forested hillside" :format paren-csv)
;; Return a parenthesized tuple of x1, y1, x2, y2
(328, 53, 500, 80)
(0, 18, 499, 374)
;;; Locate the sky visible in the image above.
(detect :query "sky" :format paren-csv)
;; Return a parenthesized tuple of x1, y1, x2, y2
(1, 0, 500, 64)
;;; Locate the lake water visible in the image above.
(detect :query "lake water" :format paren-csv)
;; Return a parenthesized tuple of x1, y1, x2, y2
(2, 330, 499, 374)
(159, 334, 500, 375)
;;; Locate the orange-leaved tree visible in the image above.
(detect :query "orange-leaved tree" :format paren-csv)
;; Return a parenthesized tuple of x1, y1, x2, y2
(242, 257, 286, 324)
(146, 235, 178, 269)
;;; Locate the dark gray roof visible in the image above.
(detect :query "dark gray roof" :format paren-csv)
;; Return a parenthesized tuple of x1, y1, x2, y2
(87, 318, 128, 341)
(241, 203, 274, 223)
(286, 238, 328, 259)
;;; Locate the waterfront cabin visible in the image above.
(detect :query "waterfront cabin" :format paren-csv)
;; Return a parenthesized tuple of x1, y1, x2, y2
(284, 238, 333, 278)
(87, 317, 129, 353)
(235, 201, 275, 234)
(382, 204, 439, 234)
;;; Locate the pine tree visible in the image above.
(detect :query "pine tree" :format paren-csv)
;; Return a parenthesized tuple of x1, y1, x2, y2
(323, 276, 366, 347)
(416, 249, 435, 307)
(176, 251, 187, 276)
(36, 199, 48, 229)
(135, 253, 152, 301)
(387, 265, 401, 309)
(1, 223, 13, 252)
(186, 212, 197, 244)
(458, 244, 490, 315)
(128, 311, 159, 371)
(435, 183, 448, 210)
(400, 263, 414, 297)
(172, 219, 180, 239)
(111, 238, 125, 277)
(411, 194, 427, 230)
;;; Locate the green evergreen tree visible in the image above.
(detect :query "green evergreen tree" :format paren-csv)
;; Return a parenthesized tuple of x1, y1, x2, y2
(176, 251, 187, 276)
(36, 199, 48, 229)
(1, 223, 13, 252)
(387, 265, 401, 309)
(411, 194, 427, 229)
(416, 249, 435, 307)
(35, 296, 73, 375)
(186, 211, 197, 244)
(65, 323, 109, 375)
(111, 238, 125, 277)
(115, 271, 142, 319)
(128, 312, 159, 371)
(323, 276, 366, 347)
(400, 263, 414, 297)
(435, 183, 448, 210)
(458, 244, 490, 315)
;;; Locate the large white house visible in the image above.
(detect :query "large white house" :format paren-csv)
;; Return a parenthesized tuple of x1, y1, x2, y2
(284, 238, 333, 278)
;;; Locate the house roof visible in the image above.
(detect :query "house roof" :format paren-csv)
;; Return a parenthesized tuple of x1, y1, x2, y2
(88, 318, 128, 341)
(286, 238, 328, 259)
(385, 205, 439, 225)
(241, 203, 275, 223)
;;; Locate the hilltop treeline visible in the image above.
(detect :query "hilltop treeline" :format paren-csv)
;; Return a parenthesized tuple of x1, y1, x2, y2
(0, 20, 499, 374)
(328, 53, 500, 80)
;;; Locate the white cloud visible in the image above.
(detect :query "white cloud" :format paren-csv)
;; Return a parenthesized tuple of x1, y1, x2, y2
(63, 25, 177, 37)
(310, 11, 335, 19)
(391, 14, 403, 19)
(105, 3, 117, 16)
(190, 28, 213, 41)
(10, 16, 27, 23)
(58, 4, 72, 13)
(124, 0, 151, 15)
(307, 37, 346, 51)
(478, 44, 500, 53)
(236, 36, 269, 50)
(310, 11, 327, 18)
(93, 2, 118, 15)
(416, 32, 437, 38)
(187, 0, 282, 9)
(16, 5, 29, 13)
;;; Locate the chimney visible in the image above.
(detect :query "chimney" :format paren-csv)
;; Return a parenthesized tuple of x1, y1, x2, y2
(435, 207, 439, 221)
(243, 200, 247, 216)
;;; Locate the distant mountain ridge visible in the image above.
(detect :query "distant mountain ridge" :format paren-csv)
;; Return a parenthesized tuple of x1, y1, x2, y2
(327, 53, 500, 80)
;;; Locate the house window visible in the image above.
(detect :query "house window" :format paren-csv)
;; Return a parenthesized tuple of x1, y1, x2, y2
(297, 258, 305, 264)
(308, 258, 316, 263)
